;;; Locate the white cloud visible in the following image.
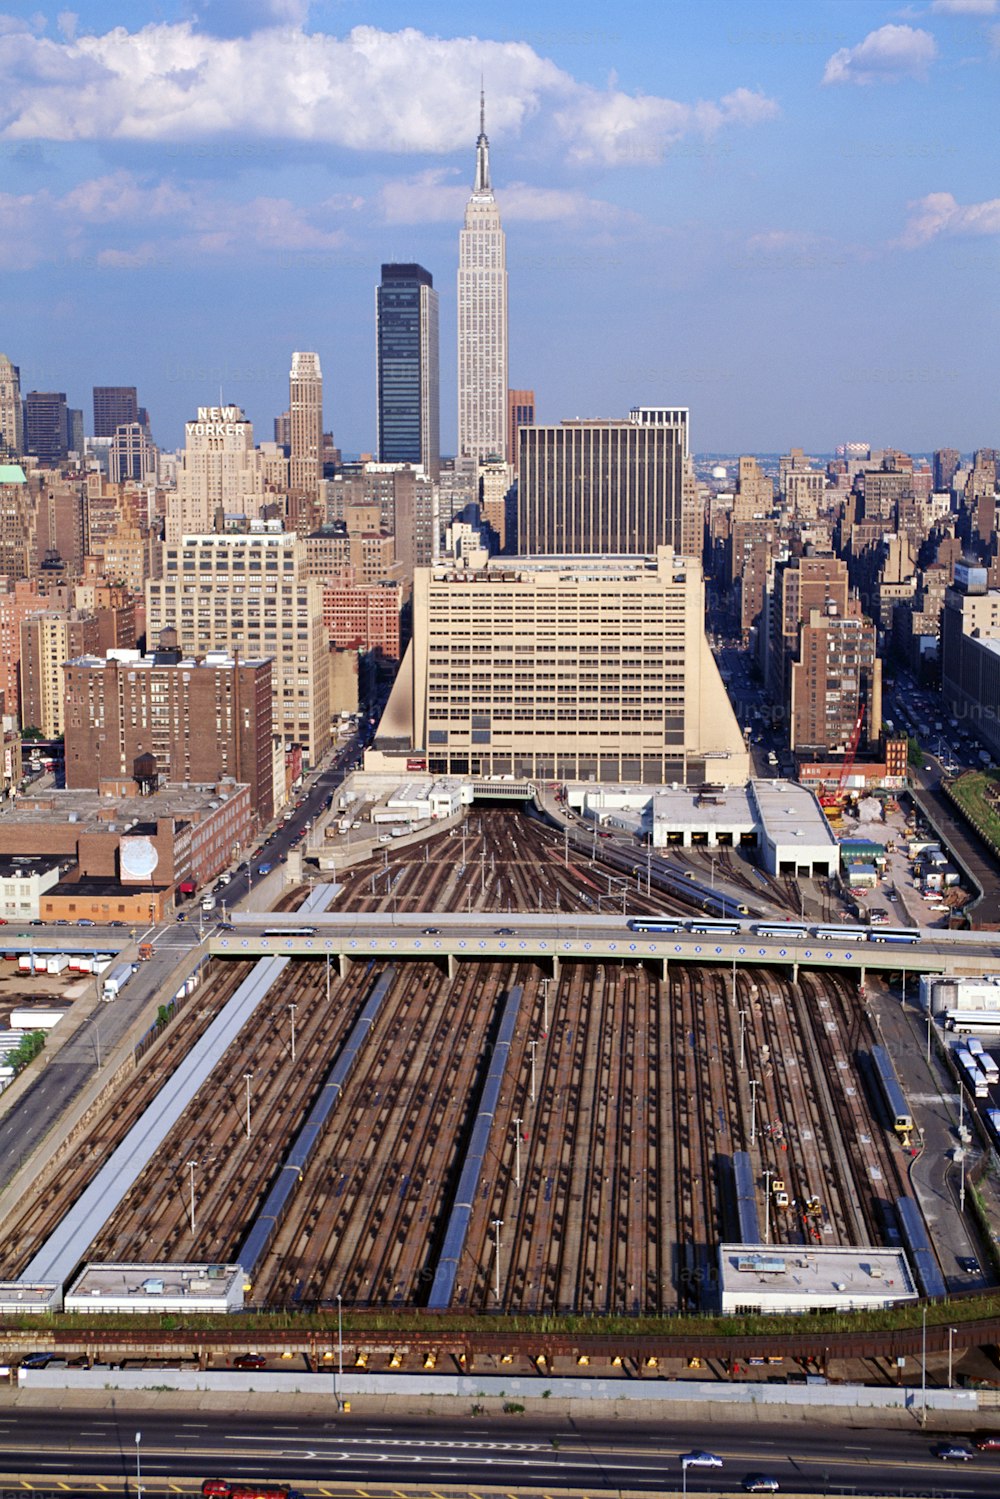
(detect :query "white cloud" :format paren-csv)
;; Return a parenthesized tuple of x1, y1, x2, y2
(822, 24, 937, 85)
(898, 190, 1000, 246)
(0, 20, 778, 168)
(930, 0, 996, 14)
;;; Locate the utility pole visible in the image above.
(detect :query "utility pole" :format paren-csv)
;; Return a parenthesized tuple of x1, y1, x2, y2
(513, 1118, 522, 1189)
(528, 1039, 538, 1104)
(749, 1078, 760, 1146)
(738, 1008, 748, 1072)
(243, 1071, 253, 1139)
(920, 1303, 927, 1426)
(763, 1167, 773, 1245)
(540, 978, 551, 1034)
(288, 1003, 297, 1063)
(492, 1217, 503, 1302)
(187, 1159, 198, 1233)
(948, 1325, 957, 1390)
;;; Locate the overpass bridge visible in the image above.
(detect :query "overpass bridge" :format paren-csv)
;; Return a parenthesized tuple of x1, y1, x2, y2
(209, 910, 1000, 984)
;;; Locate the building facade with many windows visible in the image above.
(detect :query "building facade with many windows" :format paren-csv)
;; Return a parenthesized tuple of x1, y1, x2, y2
(146, 532, 330, 765)
(376, 547, 748, 784)
(376, 264, 439, 477)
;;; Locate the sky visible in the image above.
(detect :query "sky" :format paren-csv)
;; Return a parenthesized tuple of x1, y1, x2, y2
(0, 0, 996, 455)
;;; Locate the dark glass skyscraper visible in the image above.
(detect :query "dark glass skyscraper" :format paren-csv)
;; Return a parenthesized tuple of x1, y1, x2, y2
(93, 386, 138, 438)
(376, 263, 439, 476)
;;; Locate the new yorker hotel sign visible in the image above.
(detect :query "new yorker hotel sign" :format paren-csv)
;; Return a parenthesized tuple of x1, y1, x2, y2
(185, 405, 248, 437)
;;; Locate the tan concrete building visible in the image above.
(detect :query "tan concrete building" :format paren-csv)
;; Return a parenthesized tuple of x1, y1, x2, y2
(375, 546, 748, 785)
(166, 405, 272, 542)
(146, 532, 330, 766)
(457, 93, 508, 464)
(0, 357, 23, 459)
(20, 609, 100, 736)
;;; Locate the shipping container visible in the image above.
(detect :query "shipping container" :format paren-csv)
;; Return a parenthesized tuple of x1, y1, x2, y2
(44, 954, 68, 975)
(10, 1009, 66, 1030)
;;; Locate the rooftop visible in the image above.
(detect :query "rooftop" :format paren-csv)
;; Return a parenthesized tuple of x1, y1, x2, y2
(751, 779, 838, 849)
(719, 1243, 916, 1303)
(66, 1262, 244, 1304)
(6, 782, 247, 828)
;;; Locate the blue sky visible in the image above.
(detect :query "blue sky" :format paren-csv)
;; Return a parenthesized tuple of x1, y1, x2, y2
(0, 0, 996, 454)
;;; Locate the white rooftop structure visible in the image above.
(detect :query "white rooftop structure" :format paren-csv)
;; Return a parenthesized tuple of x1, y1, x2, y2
(65, 1263, 244, 1314)
(0, 1282, 62, 1314)
(749, 779, 839, 876)
(718, 1243, 917, 1315)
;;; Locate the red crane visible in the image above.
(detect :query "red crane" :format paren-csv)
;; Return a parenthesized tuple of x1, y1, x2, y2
(837, 702, 866, 794)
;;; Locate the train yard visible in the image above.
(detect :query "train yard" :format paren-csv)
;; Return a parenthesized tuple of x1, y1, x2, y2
(0, 809, 931, 1316)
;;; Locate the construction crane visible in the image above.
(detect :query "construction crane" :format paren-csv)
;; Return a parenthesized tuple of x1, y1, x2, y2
(819, 703, 865, 809)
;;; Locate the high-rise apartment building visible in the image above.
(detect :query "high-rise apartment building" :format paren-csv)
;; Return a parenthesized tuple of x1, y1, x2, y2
(289, 352, 323, 500)
(506, 388, 534, 469)
(92, 386, 138, 438)
(380, 546, 747, 784)
(63, 648, 274, 822)
(376, 264, 440, 477)
(518, 407, 692, 557)
(0, 355, 23, 458)
(109, 422, 155, 484)
(24, 392, 69, 466)
(790, 608, 881, 756)
(19, 609, 100, 736)
(146, 532, 330, 765)
(933, 448, 961, 494)
(457, 92, 508, 463)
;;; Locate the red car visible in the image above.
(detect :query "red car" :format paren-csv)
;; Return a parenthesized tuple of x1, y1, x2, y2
(233, 1352, 267, 1370)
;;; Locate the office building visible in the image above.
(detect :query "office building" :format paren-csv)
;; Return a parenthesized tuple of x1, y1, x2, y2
(146, 532, 330, 765)
(323, 578, 402, 662)
(19, 609, 100, 736)
(376, 546, 748, 784)
(376, 264, 440, 477)
(457, 92, 508, 463)
(933, 448, 961, 494)
(0, 356, 23, 458)
(24, 392, 69, 466)
(63, 648, 274, 822)
(109, 422, 155, 484)
(289, 352, 323, 499)
(92, 387, 138, 439)
(941, 564, 1000, 760)
(517, 407, 692, 557)
(506, 389, 534, 469)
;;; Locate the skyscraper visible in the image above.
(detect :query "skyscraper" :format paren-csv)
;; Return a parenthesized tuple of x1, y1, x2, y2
(457, 91, 508, 463)
(24, 391, 70, 466)
(506, 389, 534, 469)
(93, 386, 138, 438)
(376, 264, 440, 476)
(289, 352, 323, 499)
(0, 356, 23, 459)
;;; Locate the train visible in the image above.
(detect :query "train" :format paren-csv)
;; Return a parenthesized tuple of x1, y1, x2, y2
(870, 1045, 914, 1136)
(626, 916, 921, 945)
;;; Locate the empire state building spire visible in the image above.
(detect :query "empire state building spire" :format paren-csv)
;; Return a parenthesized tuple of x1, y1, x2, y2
(457, 87, 508, 462)
(474, 84, 491, 195)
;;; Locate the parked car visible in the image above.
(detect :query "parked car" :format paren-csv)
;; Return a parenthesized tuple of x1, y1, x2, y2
(76, 918, 95, 926)
(257, 863, 273, 876)
(233, 1352, 267, 1370)
(20, 1352, 55, 1368)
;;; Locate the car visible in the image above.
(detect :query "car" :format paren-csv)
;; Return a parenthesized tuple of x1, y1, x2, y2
(175, 913, 187, 922)
(20, 1352, 55, 1368)
(935, 1443, 974, 1461)
(494, 926, 515, 936)
(743, 1480, 779, 1494)
(422, 927, 441, 935)
(76, 918, 95, 926)
(958, 1256, 979, 1273)
(29, 919, 44, 926)
(257, 862, 273, 876)
(109, 920, 125, 927)
(53, 919, 70, 926)
(681, 1452, 723, 1468)
(975, 1435, 1000, 1450)
(233, 1352, 267, 1370)
(278, 853, 287, 863)
(218, 922, 234, 932)
(218, 872, 232, 886)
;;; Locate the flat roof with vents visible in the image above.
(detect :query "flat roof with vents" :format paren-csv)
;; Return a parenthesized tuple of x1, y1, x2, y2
(719, 1242, 917, 1315)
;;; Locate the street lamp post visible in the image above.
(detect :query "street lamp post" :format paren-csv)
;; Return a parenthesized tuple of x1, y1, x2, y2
(528, 1039, 538, 1104)
(135, 1432, 142, 1498)
(187, 1159, 198, 1233)
(492, 1217, 503, 1303)
(738, 1008, 748, 1072)
(336, 1291, 343, 1408)
(763, 1167, 773, 1245)
(948, 1325, 957, 1390)
(920, 1303, 928, 1425)
(513, 1117, 522, 1189)
(541, 978, 550, 1034)
(243, 1071, 253, 1139)
(288, 1003, 297, 1063)
(749, 1078, 760, 1146)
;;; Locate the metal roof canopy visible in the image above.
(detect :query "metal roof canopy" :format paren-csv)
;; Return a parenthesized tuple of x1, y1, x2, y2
(21, 885, 337, 1286)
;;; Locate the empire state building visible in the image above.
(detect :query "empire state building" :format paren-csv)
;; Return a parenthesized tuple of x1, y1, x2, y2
(457, 92, 508, 463)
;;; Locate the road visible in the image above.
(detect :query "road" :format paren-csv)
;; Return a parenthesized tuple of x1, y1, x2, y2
(0, 1406, 997, 1495)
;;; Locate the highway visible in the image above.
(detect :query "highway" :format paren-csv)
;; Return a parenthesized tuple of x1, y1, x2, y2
(1, 1406, 998, 1495)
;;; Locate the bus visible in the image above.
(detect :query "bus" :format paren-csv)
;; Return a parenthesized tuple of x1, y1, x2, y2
(626, 917, 685, 934)
(751, 922, 809, 939)
(811, 924, 868, 943)
(868, 927, 921, 945)
(261, 927, 317, 939)
(686, 917, 743, 935)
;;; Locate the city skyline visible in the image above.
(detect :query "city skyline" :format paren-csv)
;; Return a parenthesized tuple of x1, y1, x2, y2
(0, 0, 996, 453)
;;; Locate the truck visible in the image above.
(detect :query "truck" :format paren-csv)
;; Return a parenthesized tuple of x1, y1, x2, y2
(102, 961, 135, 1002)
(138, 942, 154, 962)
(200, 894, 216, 914)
